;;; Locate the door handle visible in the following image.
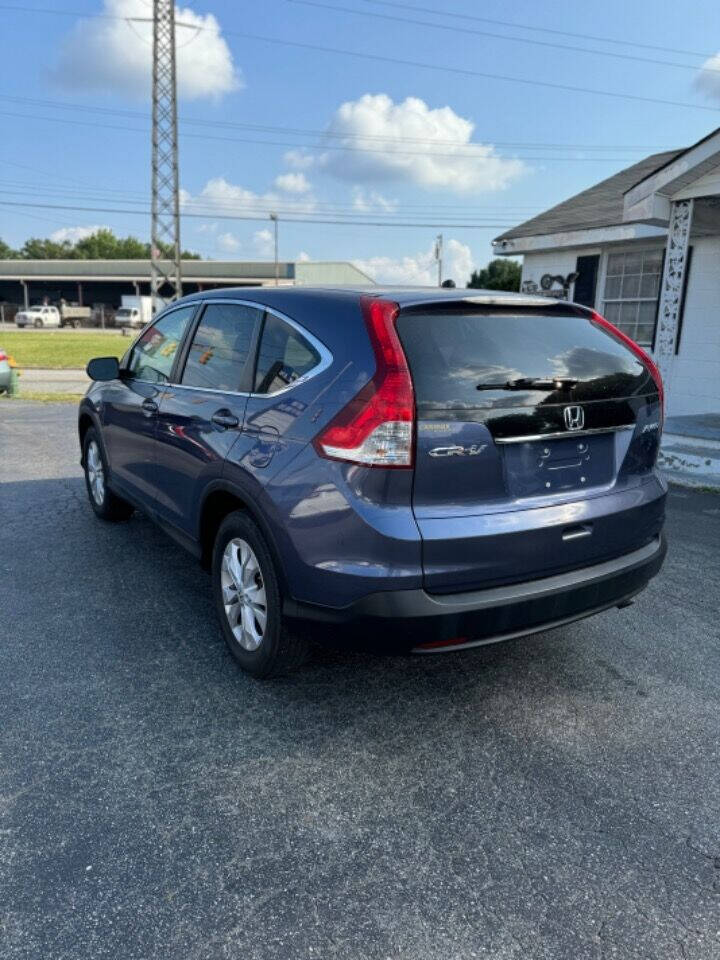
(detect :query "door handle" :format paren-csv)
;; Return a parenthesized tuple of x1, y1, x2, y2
(211, 409, 240, 429)
(141, 398, 158, 415)
(562, 523, 593, 542)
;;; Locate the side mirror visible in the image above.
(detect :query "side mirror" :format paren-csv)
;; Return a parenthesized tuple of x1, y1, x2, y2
(86, 356, 120, 382)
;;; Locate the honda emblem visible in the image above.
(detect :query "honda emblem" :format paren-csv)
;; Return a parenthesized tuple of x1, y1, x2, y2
(563, 405, 584, 431)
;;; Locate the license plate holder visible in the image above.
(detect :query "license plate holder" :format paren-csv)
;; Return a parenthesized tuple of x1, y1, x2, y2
(503, 433, 615, 498)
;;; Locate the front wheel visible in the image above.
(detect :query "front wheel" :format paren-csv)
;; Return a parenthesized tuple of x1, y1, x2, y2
(33, 318, 43, 329)
(212, 511, 308, 678)
(83, 428, 134, 522)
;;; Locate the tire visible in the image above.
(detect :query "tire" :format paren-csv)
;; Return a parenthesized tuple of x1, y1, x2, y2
(83, 427, 134, 522)
(33, 318, 43, 329)
(212, 510, 308, 679)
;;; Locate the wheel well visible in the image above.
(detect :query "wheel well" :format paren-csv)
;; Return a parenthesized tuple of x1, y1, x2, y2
(198, 489, 288, 588)
(78, 413, 93, 456)
(199, 490, 249, 569)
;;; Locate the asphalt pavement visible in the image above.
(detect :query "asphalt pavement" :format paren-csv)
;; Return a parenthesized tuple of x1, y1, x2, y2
(1, 401, 719, 960)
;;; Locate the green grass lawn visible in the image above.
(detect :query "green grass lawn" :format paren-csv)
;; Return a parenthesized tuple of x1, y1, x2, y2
(1, 391, 83, 404)
(0, 331, 131, 369)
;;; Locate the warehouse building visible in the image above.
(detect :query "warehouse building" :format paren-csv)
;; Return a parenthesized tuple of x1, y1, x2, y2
(0, 258, 373, 315)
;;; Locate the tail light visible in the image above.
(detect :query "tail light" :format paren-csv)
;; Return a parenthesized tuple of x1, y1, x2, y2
(0, 351, 7, 363)
(313, 296, 414, 467)
(589, 310, 664, 423)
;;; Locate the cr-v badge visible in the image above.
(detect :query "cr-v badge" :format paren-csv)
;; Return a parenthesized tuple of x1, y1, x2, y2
(563, 405, 584, 431)
(429, 443, 487, 458)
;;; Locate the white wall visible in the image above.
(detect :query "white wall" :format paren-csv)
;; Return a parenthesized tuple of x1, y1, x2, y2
(663, 236, 720, 417)
(521, 248, 601, 300)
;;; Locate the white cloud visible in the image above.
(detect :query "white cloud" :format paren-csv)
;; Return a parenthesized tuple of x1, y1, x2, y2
(296, 250, 311, 262)
(216, 231, 240, 253)
(695, 53, 720, 100)
(312, 94, 525, 194)
(252, 229, 274, 257)
(353, 238, 474, 286)
(53, 0, 241, 100)
(274, 172, 312, 194)
(182, 176, 317, 216)
(50, 225, 109, 243)
(351, 188, 398, 213)
(284, 150, 316, 171)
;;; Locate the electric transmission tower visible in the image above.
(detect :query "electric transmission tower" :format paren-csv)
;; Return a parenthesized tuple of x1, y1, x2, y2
(151, 0, 182, 310)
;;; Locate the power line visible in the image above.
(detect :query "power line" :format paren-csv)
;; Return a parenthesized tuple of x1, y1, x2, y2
(0, 0, 714, 61)
(0, 186, 525, 224)
(0, 95, 667, 153)
(356, 0, 716, 60)
(0, 199, 517, 229)
(217, 30, 720, 114)
(0, 4, 718, 114)
(289, 0, 720, 76)
(0, 177, 545, 215)
(0, 110, 668, 164)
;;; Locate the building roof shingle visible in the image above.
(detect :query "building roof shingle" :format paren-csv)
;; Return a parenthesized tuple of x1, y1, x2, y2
(494, 149, 683, 243)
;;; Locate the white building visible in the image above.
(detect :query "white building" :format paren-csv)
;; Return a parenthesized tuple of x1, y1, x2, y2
(493, 128, 720, 420)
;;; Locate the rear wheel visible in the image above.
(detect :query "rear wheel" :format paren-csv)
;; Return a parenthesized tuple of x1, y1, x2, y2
(83, 428, 134, 522)
(212, 511, 308, 679)
(33, 318, 43, 329)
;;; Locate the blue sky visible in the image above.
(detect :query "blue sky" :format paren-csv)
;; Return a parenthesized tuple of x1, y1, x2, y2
(2, 0, 720, 283)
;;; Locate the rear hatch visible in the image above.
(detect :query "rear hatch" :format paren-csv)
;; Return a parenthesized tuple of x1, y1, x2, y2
(396, 301, 664, 594)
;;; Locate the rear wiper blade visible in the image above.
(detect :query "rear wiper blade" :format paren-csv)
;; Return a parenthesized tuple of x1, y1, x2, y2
(476, 377, 579, 392)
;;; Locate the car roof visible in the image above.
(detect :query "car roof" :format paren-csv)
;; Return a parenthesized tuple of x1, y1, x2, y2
(179, 285, 556, 310)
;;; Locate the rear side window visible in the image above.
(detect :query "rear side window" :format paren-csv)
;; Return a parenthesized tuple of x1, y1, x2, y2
(181, 302, 261, 392)
(126, 305, 195, 383)
(253, 313, 320, 395)
(396, 309, 650, 409)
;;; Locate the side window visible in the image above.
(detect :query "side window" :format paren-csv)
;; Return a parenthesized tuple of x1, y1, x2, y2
(126, 305, 195, 383)
(253, 313, 321, 395)
(181, 302, 260, 392)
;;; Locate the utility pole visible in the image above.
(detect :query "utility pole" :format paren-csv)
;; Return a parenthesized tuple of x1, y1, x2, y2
(269, 212, 279, 286)
(151, 0, 182, 313)
(435, 233, 443, 287)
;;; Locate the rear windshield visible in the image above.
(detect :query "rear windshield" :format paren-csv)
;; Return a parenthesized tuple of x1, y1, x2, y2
(396, 309, 652, 409)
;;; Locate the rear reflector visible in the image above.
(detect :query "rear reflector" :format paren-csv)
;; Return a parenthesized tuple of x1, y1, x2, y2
(313, 296, 415, 467)
(589, 310, 664, 422)
(415, 636, 469, 651)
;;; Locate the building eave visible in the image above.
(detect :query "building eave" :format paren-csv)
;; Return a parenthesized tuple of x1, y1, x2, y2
(492, 222, 668, 255)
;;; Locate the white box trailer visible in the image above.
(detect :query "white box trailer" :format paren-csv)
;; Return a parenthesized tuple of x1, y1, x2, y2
(115, 296, 155, 329)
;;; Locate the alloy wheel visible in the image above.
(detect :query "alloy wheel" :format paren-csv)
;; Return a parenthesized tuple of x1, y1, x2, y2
(220, 538, 268, 651)
(86, 440, 105, 506)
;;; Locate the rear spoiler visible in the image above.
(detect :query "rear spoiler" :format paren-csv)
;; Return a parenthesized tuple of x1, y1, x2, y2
(397, 295, 584, 313)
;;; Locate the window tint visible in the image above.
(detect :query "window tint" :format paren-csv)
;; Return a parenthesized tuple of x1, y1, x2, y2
(181, 302, 260, 392)
(253, 313, 320, 394)
(396, 309, 650, 409)
(126, 305, 194, 383)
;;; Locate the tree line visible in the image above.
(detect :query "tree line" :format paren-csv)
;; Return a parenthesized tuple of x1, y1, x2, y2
(0, 229, 201, 261)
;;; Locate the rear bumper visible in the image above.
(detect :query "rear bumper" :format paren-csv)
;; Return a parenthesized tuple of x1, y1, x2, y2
(285, 535, 666, 648)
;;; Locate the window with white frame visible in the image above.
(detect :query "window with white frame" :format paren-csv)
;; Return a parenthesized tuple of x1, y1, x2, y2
(602, 248, 663, 347)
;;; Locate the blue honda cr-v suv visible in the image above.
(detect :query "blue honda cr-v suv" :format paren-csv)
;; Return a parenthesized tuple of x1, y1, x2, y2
(79, 288, 666, 677)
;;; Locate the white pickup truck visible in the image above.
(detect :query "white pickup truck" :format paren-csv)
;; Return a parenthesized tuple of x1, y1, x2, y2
(15, 305, 61, 328)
